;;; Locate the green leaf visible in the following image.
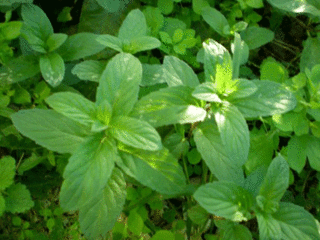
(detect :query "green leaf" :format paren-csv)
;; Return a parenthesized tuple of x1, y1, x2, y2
(96, 53, 142, 117)
(202, 7, 230, 36)
(46, 33, 68, 52)
(203, 39, 232, 83)
(95, 0, 121, 12)
(240, 27, 274, 50)
(246, 0, 264, 8)
(131, 86, 206, 127)
(60, 135, 119, 211)
(96, 34, 123, 52)
(231, 33, 249, 79)
(258, 155, 289, 212)
(260, 57, 288, 83)
(0, 21, 23, 41)
(79, 167, 126, 239)
(110, 116, 162, 151)
(143, 6, 164, 36)
(287, 135, 308, 173)
(71, 60, 106, 82)
(192, 82, 222, 102)
(0, 55, 40, 84)
(226, 79, 258, 101)
(118, 147, 186, 195)
(193, 0, 210, 15)
(11, 109, 90, 154)
(159, 31, 172, 44)
(4, 183, 34, 213)
(163, 56, 200, 87)
(151, 230, 175, 240)
(188, 204, 210, 225)
(194, 182, 253, 221)
(21, 3, 53, 47)
(141, 64, 165, 86)
(214, 103, 250, 166)
(0, 156, 16, 191)
(123, 36, 161, 54)
(300, 37, 320, 72)
(0, 194, 5, 217)
(223, 224, 253, 240)
(118, 9, 147, 40)
(256, 212, 282, 240)
(232, 80, 297, 118)
(306, 136, 320, 171)
(267, 0, 320, 16)
(272, 202, 320, 240)
(194, 120, 245, 184)
(13, 86, 31, 104)
(127, 211, 144, 235)
(56, 33, 106, 61)
(244, 130, 274, 175)
(17, 153, 43, 175)
(39, 52, 65, 87)
(158, 0, 174, 15)
(46, 92, 96, 127)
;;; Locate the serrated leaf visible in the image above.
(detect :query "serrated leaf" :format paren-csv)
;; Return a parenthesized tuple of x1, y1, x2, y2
(39, 52, 65, 87)
(163, 56, 200, 87)
(56, 33, 106, 61)
(202, 7, 230, 36)
(118, 9, 147, 40)
(256, 212, 282, 240)
(194, 120, 244, 184)
(240, 27, 274, 50)
(96, 34, 123, 52)
(60, 134, 119, 211)
(46, 33, 68, 52)
(258, 155, 289, 208)
(272, 202, 320, 240)
(117, 147, 186, 195)
(143, 6, 164, 36)
(214, 103, 250, 166)
(79, 167, 126, 239)
(0, 156, 16, 191)
(71, 60, 106, 82)
(110, 116, 162, 151)
(11, 109, 90, 154)
(4, 183, 34, 213)
(194, 181, 253, 221)
(232, 80, 296, 118)
(131, 86, 206, 127)
(188, 204, 210, 225)
(96, 53, 142, 117)
(46, 92, 96, 127)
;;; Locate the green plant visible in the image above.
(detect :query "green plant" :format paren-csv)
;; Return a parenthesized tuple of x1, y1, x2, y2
(2, 0, 320, 239)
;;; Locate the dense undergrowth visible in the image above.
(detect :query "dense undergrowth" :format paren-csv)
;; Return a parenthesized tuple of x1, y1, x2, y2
(1, 0, 320, 239)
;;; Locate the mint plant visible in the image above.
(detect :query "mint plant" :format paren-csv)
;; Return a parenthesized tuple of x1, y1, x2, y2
(11, 52, 186, 239)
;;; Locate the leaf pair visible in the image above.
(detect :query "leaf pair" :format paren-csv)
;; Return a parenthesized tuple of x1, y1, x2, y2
(97, 9, 161, 54)
(20, 4, 105, 87)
